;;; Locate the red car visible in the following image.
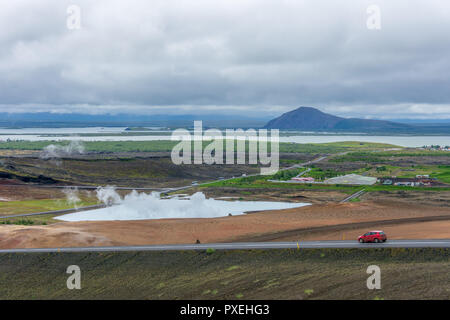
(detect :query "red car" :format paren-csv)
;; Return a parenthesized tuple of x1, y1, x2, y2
(358, 230, 387, 243)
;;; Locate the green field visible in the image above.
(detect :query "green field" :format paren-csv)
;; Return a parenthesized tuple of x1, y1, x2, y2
(434, 166, 450, 183)
(202, 172, 450, 192)
(0, 248, 448, 300)
(1, 139, 448, 192)
(0, 214, 62, 225)
(304, 167, 344, 181)
(0, 140, 401, 154)
(271, 168, 305, 181)
(331, 150, 450, 163)
(352, 165, 450, 183)
(202, 175, 360, 193)
(0, 199, 98, 217)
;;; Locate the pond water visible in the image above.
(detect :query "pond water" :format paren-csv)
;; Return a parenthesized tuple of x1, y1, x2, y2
(56, 191, 310, 221)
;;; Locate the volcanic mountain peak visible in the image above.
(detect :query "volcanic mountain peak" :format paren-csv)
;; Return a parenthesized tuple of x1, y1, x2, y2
(264, 106, 342, 130)
(263, 106, 414, 132)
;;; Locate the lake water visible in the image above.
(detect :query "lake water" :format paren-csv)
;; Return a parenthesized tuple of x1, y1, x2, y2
(280, 135, 450, 148)
(0, 127, 448, 147)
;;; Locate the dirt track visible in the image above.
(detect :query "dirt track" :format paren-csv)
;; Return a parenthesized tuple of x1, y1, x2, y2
(0, 200, 449, 249)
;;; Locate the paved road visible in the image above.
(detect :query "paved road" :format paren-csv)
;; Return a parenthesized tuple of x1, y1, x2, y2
(0, 240, 448, 254)
(294, 168, 311, 178)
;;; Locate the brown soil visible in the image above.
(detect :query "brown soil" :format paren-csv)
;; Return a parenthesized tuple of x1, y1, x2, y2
(0, 225, 119, 248)
(296, 220, 450, 241)
(196, 187, 348, 204)
(0, 200, 449, 249)
(0, 185, 68, 201)
(0, 150, 39, 157)
(363, 190, 450, 207)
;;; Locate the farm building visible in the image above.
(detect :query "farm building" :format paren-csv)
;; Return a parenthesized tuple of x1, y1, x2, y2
(379, 177, 436, 187)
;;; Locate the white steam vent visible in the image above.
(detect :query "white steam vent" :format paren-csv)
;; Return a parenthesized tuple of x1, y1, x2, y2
(56, 188, 309, 222)
(40, 140, 85, 159)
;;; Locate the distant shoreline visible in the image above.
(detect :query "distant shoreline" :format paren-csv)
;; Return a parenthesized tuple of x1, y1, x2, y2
(1, 126, 450, 137)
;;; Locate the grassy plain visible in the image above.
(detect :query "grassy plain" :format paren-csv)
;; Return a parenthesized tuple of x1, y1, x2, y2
(0, 140, 449, 218)
(0, 214, 62, 225)
(202, 175, 450, 192)
(0, 140, 400, 154)
(0, 198, 97, 218)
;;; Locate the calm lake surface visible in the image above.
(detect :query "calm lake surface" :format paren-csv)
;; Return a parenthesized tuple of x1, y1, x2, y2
(0, 127, 448, 147)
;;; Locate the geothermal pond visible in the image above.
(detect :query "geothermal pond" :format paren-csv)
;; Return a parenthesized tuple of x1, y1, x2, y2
(56, 191, 310, 222)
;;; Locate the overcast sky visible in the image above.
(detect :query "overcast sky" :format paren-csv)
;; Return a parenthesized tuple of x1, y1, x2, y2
(1, 0, 450, 119)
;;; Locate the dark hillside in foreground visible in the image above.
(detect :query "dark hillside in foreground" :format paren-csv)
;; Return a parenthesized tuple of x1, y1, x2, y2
(0, 249, 448, 300)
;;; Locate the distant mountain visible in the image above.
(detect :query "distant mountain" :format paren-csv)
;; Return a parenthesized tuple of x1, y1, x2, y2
(264, 107, 450, 134)
(393, 119, 450, 124)
(264, 107, 342, 131)
(0, 112, 269, 128)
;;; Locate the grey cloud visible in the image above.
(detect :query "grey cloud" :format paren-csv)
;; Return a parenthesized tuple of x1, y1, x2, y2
(0, 0, 449, 119)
